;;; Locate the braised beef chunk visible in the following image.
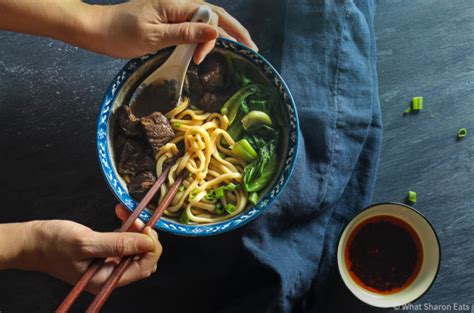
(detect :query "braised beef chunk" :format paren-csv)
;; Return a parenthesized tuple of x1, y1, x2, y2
(128, 171, 156, 195)
(138, 153, 155, 172)
(118, 139, 145, 176)
(198, 53, 228, 91)
(184, 63, 203, 104)
(113, 134, 127, 153)
(115, 106, 141, 136)
(183, 52, 237, 112)
(140, 112, 175, 154)
(199, 91, 231, 113)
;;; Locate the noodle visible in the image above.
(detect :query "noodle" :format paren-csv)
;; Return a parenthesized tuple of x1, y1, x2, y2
(154, 98, 249, 223)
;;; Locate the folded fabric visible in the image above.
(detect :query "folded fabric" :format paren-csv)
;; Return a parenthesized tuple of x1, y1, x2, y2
(224, 0, 382, 312)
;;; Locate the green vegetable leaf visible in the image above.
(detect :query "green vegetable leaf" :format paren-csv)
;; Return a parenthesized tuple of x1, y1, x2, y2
(243, 142, 279, 193)
(220, 84, 260, 125)
(247, 124, 279, 141)
(240, 101, 250, 114)
(241, 111, 272, 131)
(249, 192, 259, 205)
(244, 135, 267, 152)
(180, 210, 190, 224)
(227, 109, 246, 140)
(231, 138, 258, 162)
(248, 99, 269, 112)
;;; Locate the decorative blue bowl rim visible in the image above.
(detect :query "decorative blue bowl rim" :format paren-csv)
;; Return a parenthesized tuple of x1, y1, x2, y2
(97, 38, 300, 236)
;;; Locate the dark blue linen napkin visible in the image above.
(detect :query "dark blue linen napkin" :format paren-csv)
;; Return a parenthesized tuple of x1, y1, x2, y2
(224, 0, 382, 312)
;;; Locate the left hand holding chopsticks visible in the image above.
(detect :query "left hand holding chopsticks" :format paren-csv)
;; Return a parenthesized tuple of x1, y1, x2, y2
(0, 219, 161, 294)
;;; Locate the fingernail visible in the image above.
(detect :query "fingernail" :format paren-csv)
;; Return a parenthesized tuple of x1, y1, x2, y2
(134, 218, 145, 229)
(194, 52, 206, 65)
(144, 226, 159, 242)
(250, 39, 259, 52)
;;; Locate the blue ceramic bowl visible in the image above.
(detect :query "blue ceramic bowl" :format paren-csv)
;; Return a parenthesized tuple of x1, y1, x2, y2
(97, 39, 300, 236)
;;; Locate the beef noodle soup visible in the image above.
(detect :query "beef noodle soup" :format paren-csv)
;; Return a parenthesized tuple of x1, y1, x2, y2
(112, 50, 284, 224)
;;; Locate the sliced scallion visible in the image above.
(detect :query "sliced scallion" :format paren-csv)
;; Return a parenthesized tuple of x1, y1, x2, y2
(408, 190, 417, 203)
(412, 97, 423, 111)
(215, 202, 225, 215)
(225, 203, 237, 214)
(458, 128, 467, 138)
(224, 183, 238, 191)
(204, 192, 215, 201)
(188, 188, 199, 201)
(213, 187, 225, 199)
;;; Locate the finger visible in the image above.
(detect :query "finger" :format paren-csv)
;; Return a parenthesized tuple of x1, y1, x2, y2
(218, 27, 237, 41)
(115, 204, 145, 231)
(205, 3, 258, 51)
(116, 227, 162, 287)
(154, 1, 206, 23)
(80, 231, 155, 258)
(193, 11, 219, 64)
(85, 260, 117, 294)
(84, 228, 161, 294)
(156, 22, 218, 48)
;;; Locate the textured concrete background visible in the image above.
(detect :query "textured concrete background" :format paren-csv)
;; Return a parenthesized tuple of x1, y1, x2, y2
(0, 0, 473, 312)
(326, 1, 474, 312)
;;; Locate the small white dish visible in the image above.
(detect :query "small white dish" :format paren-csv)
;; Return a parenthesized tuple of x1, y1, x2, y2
(337, 202, 441, 308)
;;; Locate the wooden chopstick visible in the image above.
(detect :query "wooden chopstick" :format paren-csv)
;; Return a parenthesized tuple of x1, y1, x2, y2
(85, 169, 189, 313)
(55, 153, 183, 313)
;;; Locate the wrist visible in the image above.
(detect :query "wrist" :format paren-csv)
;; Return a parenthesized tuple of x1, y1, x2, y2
(51, 2, 105, 52)
(68, 3, 125, 57)
(0, 221, 40, 270)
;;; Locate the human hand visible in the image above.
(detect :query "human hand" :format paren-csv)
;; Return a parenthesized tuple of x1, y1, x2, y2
(84, 0, 258, 63)
(18, 219, 161, 294)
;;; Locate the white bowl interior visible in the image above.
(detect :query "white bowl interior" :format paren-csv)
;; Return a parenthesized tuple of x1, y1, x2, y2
(337, 203, 440, 308)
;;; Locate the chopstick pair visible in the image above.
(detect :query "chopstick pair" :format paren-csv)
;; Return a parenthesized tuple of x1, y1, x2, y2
(56, 153, 186, 313)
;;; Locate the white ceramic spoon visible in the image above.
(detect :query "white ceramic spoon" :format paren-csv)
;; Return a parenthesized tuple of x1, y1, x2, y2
(130, 5, 212, 116)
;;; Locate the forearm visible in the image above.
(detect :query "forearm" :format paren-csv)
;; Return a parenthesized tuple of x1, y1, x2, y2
(0, 0, 100, 49)
(0, 221, 37, 270)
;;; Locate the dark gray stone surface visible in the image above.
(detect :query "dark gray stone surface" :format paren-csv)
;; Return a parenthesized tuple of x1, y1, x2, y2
(374, 0, 474, 310)
(326, 1, 474, 312)
(0, 1, 286, 312)
(0, 0, 473, 312)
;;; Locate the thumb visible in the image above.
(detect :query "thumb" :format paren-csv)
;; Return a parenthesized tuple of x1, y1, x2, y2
(158, 22, 218, 47)
(85, 231, 155, 258)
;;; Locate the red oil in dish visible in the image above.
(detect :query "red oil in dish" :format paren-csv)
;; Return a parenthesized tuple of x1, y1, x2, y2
(345, 215, 423, 294)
